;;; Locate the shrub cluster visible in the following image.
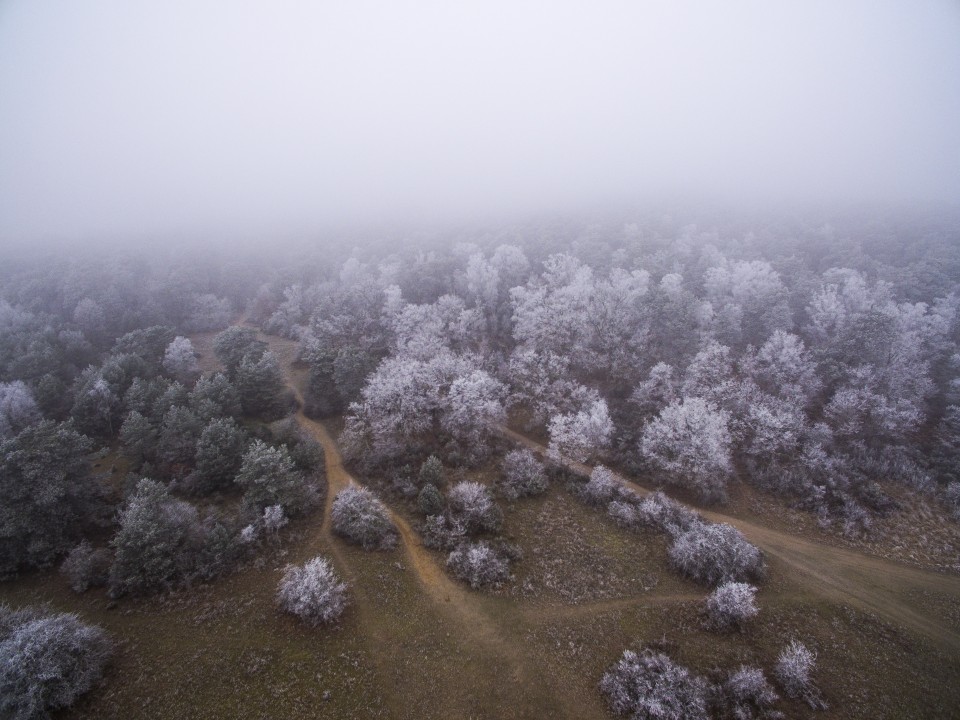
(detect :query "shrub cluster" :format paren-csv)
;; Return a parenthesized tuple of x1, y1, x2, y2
(0, 605, 112, 720)
(705, 581, 759, 631)
(775, 640, 826, 710)
(599, 648, 710, 720)
(59, 542, 111, 594)
(447, 481, 503, 534)
(331, 486, 398, 550)
(499, 449, 548, 499)
(668, 521, 765, 586)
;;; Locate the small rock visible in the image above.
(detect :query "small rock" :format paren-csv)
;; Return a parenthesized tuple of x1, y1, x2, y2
(322, 690, 332, 701)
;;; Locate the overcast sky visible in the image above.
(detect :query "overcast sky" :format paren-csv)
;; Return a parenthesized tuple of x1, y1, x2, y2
(1, 1, 958, 243)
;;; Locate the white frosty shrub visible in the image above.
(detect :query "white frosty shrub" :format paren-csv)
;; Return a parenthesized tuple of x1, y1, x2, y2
(0, 608, 113, 720)
(59, 542, 111, 594)
(276, 556, 349, 626)
(500, 449, 548, 499)
(263, 504, 288, 535)
(581, 465, 622, 506)
(722, 665, 779, 719)
(547, 398, 613, 463)
(775, 640, 826, 709)
(599, 648, 710, 720)
(668, 522, 764, 586)
(447, 481, 503, 534)
(331, 486, 398, 550)
(705, 581, 759, 631)
(446, 541, 510, 589)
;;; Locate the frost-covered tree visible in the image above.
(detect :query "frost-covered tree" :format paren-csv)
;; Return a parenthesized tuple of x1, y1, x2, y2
(0, 421, 102, 575)
(668, 522, 764, 586)
(547, 398, 613, 463)
(108, 479, 202, 597)
(775, 640, 825, 709)
(0, 608, 112, 720)
(331, 486, 398, 550)
(59, 542, 111, 594)
(234, 440, 318, 516)
(188, 372, 242, 420)
(156, 406, 202, 475)
(720, 665, 779, 720)
(499, 449, 547, 499)
(162, 336, 200, 382)
(276, 556, 349, 626)
(447, 481, 502, 534)
(192, 417, 247, 493)
(599, 648, 710, 720)
(417, 483, 445, 516)
(212, 327, 265, 377)
(118, 411, 157, 468)
(640, 397, 732, 502)
(236, 350, 288, 418)
(440, 369, 507, 463)
(581, 465, 622, 506)
(704, 581, 759, 631)
(0, 381, 41, 442)
(446, 541, 510, 589)
(630, 362, 677, 419)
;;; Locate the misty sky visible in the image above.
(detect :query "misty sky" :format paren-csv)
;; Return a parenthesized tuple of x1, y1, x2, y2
(1, 1, 959, 242)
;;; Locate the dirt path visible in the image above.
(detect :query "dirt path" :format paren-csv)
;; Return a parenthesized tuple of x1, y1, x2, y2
(498, 426, 960, 656)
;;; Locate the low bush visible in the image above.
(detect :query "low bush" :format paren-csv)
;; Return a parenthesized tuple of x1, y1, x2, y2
(447, 481, 502, 534)
(581, 465, 622, 506)
(59, 542, 111, 594)
(0, 606, 112, 720)
(331, 486, 398, 550)
(446, 541, 511, 589)
(718, 665, 780, 720)
(276, 556, 349, 626)
(669, 521, 765, 586)
(705, 582, 759, 631)
(599, 648, 710, 720)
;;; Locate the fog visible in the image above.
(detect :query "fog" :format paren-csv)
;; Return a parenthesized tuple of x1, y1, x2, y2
(1, 0, 958, 244)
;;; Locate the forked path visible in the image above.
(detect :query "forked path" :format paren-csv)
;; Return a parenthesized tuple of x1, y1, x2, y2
(263, 333, 599, 718)
(498, 426, 960, 656)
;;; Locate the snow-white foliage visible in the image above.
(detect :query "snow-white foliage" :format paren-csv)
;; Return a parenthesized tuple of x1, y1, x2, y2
(331, 486, 397, 550)
(547, 398, 613, 463)
(581, 465, 622, 506)
(0, 608, 112, 720)
(263, 504, 288, 535)
(162, 336, 200, 381)
(635, 491, 703, 536)
(631, 362, 677, 418)
(276, 556, 349, 626)
(440, 369, 507, 461)
(775, 640, 825, 709)
(447, 481, 502, 534)
(599, 648, 710, 720)
(507, 348, 598, 424)
(668, 521, 764, 586)
(446, 541, 510, 589)
(722, 665, 779, 719)
(705, 581, 759, 631)
(499, 448, 547, 499)
(0, 381, 41, 442)
(640, 397, 732, 502)
(421, 513, 468, 550)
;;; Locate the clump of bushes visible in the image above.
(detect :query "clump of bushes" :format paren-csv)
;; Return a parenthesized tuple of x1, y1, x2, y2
(705, 581, 759, 631)
(581, 465, 623, 506)
(599, 648, 710, 720)
(59, 541, 111, 593)
(0, 605, 112, 720)
(668, 521, 765, 586)
(276, 556, 348, 626)
(421, 513, 467, 550)
(446, 541, 511, 589)
(331, 486, 398, 550)
(775, 640, 826, 710)
(499, 449, 547, 499)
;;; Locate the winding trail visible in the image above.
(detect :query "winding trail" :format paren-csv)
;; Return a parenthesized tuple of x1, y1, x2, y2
(498, 426, 960, 656)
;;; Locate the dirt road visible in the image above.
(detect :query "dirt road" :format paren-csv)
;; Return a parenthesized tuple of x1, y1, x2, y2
(497, 426, 960, 656)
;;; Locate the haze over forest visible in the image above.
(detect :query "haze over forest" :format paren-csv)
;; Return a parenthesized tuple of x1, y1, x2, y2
(1, 0, 959, 245)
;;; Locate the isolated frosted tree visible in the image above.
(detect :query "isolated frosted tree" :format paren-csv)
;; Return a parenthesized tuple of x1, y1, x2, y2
(547, 398, 613, 463)
(721, 665, 779, 719)
(276, 556, 349, 626)
(640, 397, 732, 502)
(704, 581, 759, 631)
(599, 648, 710, 720)
(775, 640, 825, 709)
(162, 336, 200, 382)
(331, 486, 398, 550)
(0, 609, 113, 720)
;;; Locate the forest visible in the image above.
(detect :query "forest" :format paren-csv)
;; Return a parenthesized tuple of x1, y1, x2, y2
(2, 207, 960, 719)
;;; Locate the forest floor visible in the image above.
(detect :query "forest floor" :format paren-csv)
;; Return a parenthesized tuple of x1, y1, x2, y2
(2, 325, 959, 719)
